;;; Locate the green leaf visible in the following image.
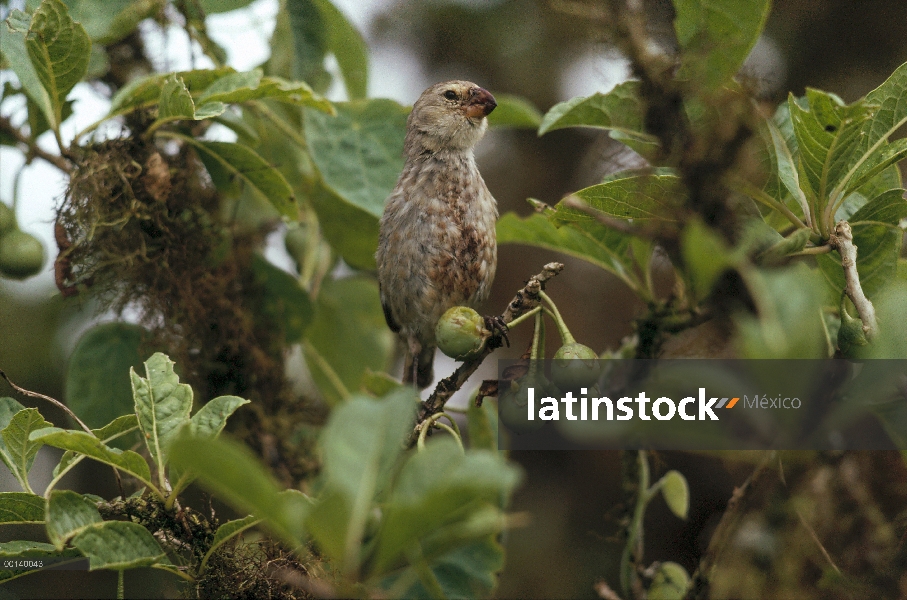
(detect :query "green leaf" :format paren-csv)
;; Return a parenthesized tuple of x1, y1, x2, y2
(199, 0, 256, 13)
(537, 81, 657, 154)
(24, 0, 91, 130)
(496, 212, 638, 291)
(0, 492, 45, 524)
(157, 74, 197, 120)
(65, 322, 147, 435)
(843, 138, 907, 196)
(312, 0, 368, 100)
(849, 188, 907, 226)
(305, 99, 409, 219)
(788, 89, 872, 204)
(673, 0, 771, 90)
(388, 537, 506, 600)
(0, 398, 27, 488)
(681, 219, 736, 301)
(200, 514, 261, 572)
(29, 428, 155, 490)
(487, 93, 543, 129)
(309, 183, 380, 270)
(372, 438, 521, 574)
(816, 222, 903, 300)
(1, 408, 53, 492)
(306, 388, 418, 571)
(765, 119, 811, 220)
(91, 415, 140, 443)
(196, 69, 333, 112)
(183, 138, 297, 219)
(1, 10, 55, 131)
(554, 174, 683, 223)
(130, 353, 192, 481)
(467, 400, 498, 451)
(647, 561, 690, 600)
(108, 67, 234, 115)
(168, 435, 309, 547)
(658, 471, 689, 519)
(71, 521, 167, 570)
(286, 0, 331, 93)
(190, 395, 249, 438)
(736, 263, 829, 359)
(63, 0, 160, 45)
(45, 490, 103, 550)
(251, 254, 314, 343)
(303, 277, 394, 405)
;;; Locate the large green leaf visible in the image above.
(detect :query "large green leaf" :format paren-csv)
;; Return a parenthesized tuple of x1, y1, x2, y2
(736, 263, 833, 359)
(29, 427, 155, 490)
(372, 438, 521, 575)
(673, 0, 771, 90)
(496, 212, 638, 290)
(1, 408, 52, 493)
(816, 222, 903, 300)
(189, 395, 249, 439)
(788, 89, 872, 204)
(65, 322, 147, 433)
(849, 188, 907, 226)
(196, 68, 333, 112)
(108, 67, 234, 115)
(183, 137, 298, 219)
(1, 11, 55, 130)
(168, 435, 309, 547)
(537, 81, 657, 155)
(303, 277, 394, 405)
(250, 254, 314, 343)
(129, 353, 192, 481)
(71, 521, 167, 570)
(199, 0, 256, 14)
(306, 388, 418, 572)
(305, 99, 409, 219)
(286, 0, 330, 92)
(45, 490, 103, 550)
(0, 492, 45, 525)
(309, 183, 380, 270)
(553, 174, 683, 223)
(24, 0, 91, 130)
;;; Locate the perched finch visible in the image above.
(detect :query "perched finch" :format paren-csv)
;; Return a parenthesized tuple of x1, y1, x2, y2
(376, 81, 499, 388)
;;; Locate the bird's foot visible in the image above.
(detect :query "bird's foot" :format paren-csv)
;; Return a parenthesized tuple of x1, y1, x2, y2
(484, 315, 510, 348)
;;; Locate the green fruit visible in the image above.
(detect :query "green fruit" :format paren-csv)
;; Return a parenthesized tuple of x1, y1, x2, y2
(647, 561, 690, 600)
(0, 230, 45, 280)
(551, 342, 602, 390)
(498, 376, 546, 433)
(435, 306, 489, 360)
(0, 203, 15, 235)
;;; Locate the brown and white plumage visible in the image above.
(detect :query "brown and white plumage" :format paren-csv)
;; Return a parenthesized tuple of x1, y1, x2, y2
(376, 80, 498, 388)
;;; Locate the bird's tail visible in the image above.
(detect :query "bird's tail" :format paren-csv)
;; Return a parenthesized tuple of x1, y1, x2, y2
(404, 344, 435, 389)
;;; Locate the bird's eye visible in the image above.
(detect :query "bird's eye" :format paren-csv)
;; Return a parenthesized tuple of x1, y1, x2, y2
(443, 90, 458, 101)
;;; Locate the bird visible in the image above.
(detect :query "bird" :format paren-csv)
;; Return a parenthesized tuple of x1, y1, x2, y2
(376, 80, 499, 388)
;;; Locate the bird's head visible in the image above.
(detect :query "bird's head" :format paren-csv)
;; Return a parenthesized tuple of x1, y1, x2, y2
(405, 80, 497, 155)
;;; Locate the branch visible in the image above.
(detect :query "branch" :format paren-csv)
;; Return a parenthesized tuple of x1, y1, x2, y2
(829, 221, 878, 340)
(410, 262, 564, 439)
(0, 368, 92, 434)
(0, 115, 72, 174)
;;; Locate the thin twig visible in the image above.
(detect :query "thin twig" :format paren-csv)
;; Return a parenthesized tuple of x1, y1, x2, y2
(795, 508, 842, 576)
(0, 368, 92, 434)
(828, 221, 878, 340)
(410, 262, 564, 441)
(0, 115, 72, 174)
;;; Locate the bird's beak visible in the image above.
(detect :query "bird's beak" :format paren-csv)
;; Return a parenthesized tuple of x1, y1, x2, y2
(465, 87, 497, 119)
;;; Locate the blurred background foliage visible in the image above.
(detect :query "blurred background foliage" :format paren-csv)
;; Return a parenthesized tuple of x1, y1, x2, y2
(1, 0, 907, 598)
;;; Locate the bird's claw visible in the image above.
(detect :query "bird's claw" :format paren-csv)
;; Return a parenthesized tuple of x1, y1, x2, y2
(484, 315, 510, 347)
